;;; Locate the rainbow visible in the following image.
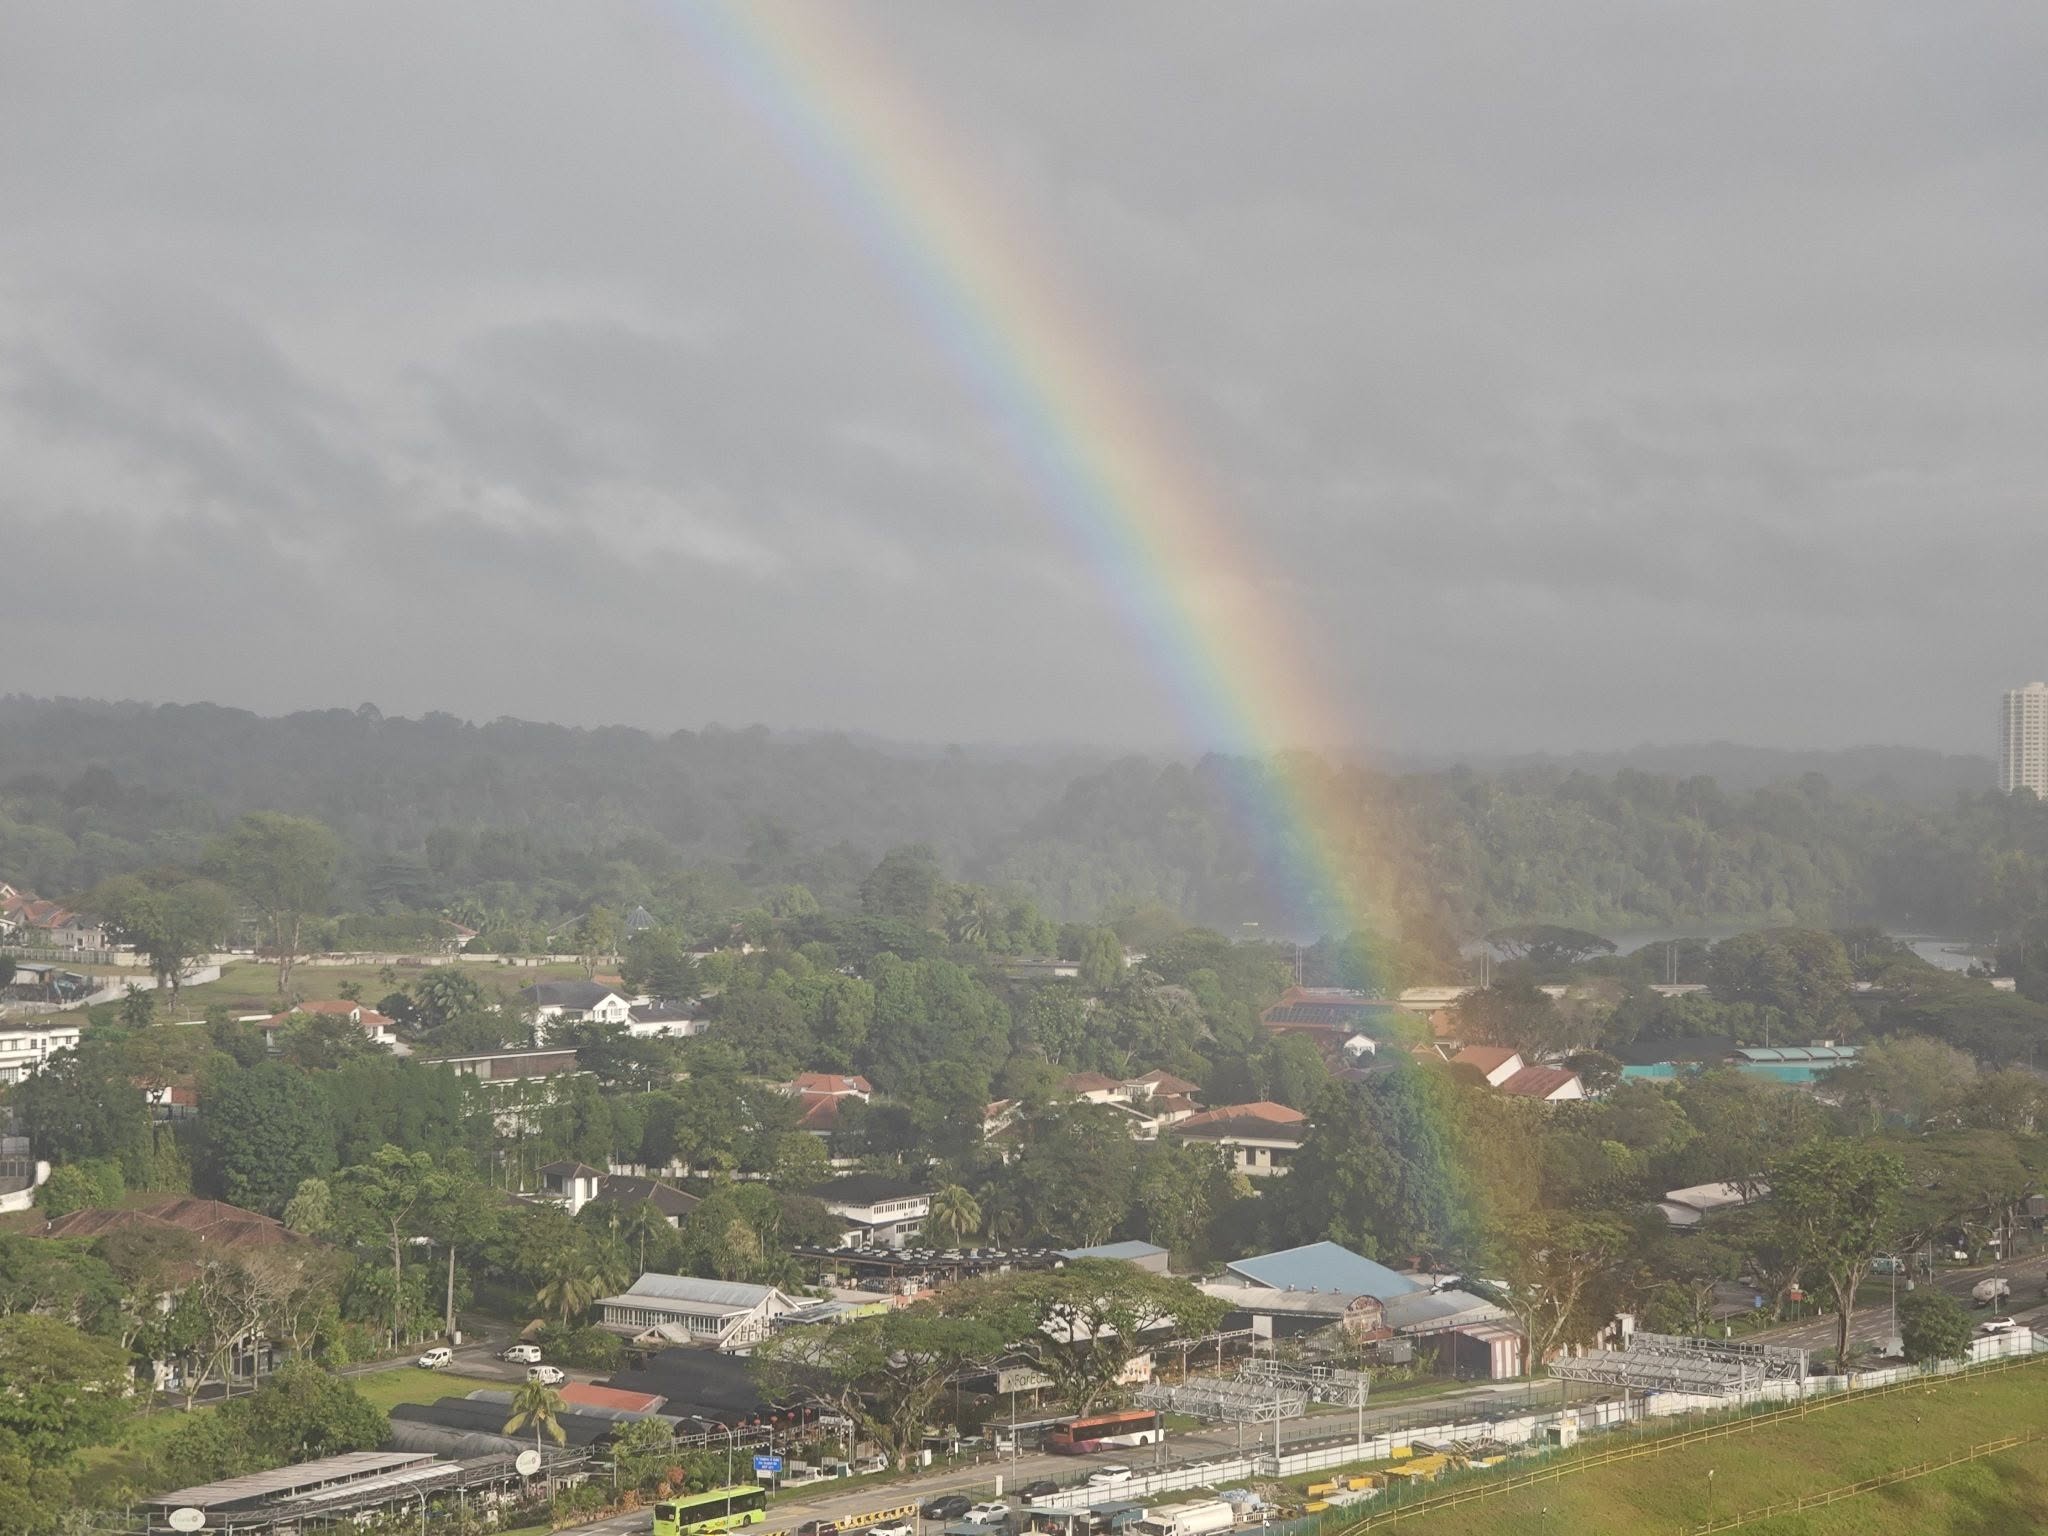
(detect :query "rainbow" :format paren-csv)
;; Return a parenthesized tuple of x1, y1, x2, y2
(660, 1, 1384, 941)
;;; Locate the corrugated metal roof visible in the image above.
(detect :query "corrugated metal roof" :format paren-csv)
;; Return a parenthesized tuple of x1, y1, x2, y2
(146, 1453, 435, 1508)
(1061, 1241, 1170, 1262)
(1224, 1242, 1423, 1297)
(609, 1273, 785, 1310)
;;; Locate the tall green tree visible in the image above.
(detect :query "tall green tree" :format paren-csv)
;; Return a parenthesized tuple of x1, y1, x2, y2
(202, 1063, 337, 1215)
(0, 1315, 130, 1460)
(212, 812, 339, 995)
(334, 1146, 448, 1348)
(1769, 1137, 1906, 1367)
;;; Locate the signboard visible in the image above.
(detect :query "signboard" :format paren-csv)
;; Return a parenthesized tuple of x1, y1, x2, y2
(753, 1454, 785, 1476)
(516, 1449, 542, 1477)
(167, 1512, 206, 1534)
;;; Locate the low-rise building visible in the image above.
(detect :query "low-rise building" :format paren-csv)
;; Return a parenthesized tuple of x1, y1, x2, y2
(595, 1273, 803, 1350)
(518, 981, 634, 1031)
(261, 1000, 399, 1051)
(1171, 1101, 1307, 1177)
(534, 1162, 700, 1223)
(805, 1174, 931, 1249)
(0, 1018, 81, 1084)
(1657, 1181, 1769, 1228)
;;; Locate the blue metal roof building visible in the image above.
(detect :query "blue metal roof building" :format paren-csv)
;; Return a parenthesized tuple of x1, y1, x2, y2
(1222, 1241, 1423, 1297)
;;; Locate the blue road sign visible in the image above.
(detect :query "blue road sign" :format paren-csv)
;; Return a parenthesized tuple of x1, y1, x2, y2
(753, 1455, 784, 1476)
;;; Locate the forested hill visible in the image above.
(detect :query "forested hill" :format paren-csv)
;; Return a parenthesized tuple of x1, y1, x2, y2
(0, 694, 2042, 938)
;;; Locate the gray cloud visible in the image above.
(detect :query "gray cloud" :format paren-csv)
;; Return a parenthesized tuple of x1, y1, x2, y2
(2, 1, 2045, 754)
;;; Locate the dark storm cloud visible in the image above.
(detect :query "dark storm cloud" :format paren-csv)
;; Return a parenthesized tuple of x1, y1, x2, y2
(2, 1, 2044, 752)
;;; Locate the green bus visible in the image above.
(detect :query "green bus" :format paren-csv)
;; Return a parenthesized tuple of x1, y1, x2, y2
(653, 1485, 769, 1536)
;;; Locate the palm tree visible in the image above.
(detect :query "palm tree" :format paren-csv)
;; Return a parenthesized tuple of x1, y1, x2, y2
(535, 1249, 605, 1326)
(618, 1199, 669, 1273)
(926, 1184, 983, 1247)
(505, 1380, 568, 1455)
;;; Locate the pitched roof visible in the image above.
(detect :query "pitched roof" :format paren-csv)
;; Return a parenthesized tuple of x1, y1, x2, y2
(1224, 1241, 1423, 1297)
(539, 1160, 606, 1179)
(1059, 1072, 1122, 1093)
(595, 1175, 700, 1218)
(1128, 1069, 1201, 1095)
(806, 1173, 930, 1206)
(1179, 1100, 1304, 1129)
(39, 1195, 301, 1249)
(603, 1274, 788, 1312)
(793, 1092, 845, 1132)
(789, 1073, 871, 1096)
(1500, 1065, 1580, 1099)
(1060, 1240, 1169, 1263)
(1451, 1045, 1520, 1074)
(518, 981, 626, 1010)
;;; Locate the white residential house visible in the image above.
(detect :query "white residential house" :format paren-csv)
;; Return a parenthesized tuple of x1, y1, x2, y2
(1171, 1101, 1308, 1177)
(518, 981, 635, 1033)
(0, 1019, 82, 1084)
(624, 1001, 710, 1039)
(595, 1273, 802, 1351)
(805, 1175, 931, 1249)
(258, 1001, 399, 1052)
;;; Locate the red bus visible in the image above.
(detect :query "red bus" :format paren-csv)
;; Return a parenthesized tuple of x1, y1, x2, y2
(1043, 1409, 1161, 1454)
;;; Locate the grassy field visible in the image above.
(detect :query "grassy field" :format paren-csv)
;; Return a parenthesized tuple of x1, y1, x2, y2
(157, 957, 590, 1018)
(348, 1366, 505, 1413)
(1376, 1361, 2048, 1535)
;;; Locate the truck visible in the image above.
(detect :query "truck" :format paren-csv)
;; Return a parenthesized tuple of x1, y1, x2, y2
(1130, 1501, 1236, 1536)
(1972, 1277, 2011, 1307)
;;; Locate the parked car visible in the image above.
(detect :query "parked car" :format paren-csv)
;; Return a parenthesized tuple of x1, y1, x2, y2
(796, 1521, 837, 1536)
(527, 1364, 567, 1385)
(1020, 1480, 1061, 1502)
(921, 1497, 972, 1521)
(500, 1344, 542, 1364)
(866, 1524, 915, 1536)
(1980, 1316, 2018, 1334)
(415, 1347, 453, 1370)
(963, 1501, 1011, 1524)
(1087, 1466, 1134, 1491)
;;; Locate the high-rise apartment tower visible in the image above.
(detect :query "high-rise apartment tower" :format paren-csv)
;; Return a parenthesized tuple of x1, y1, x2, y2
(2001, 683, 2048, 795)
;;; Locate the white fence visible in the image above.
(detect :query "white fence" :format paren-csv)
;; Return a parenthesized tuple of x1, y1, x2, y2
(1227, 1329, 2039, 1485)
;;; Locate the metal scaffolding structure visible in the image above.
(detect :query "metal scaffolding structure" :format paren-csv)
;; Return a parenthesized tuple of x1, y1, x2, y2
(1137, 1373, 1307, 1423)
(1238, 1357, 1373, 1409)
(1548, 1332, 1808, 1399)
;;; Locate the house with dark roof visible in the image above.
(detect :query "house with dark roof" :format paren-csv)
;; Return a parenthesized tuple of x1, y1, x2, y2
(435, 1046, 583, 1085)
(517, 981, 633, 1030)
(1171, 1101, 1308, 1177)
(624, 1000, 709, 1039)
(534, 1163, 700, 1223)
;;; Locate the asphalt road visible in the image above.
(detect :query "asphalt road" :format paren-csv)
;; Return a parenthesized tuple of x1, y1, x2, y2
(557, 1381, 1562, 1536)
(1739, 1248, 2048, 1358)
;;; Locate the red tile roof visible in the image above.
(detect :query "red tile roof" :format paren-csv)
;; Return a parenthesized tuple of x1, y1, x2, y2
(1177, 1101, 1308, 1138)
(39, 1196, 303, 1249)
(1060, 1072, 1122, 1093)
(1452, 1045, 1520, 1075)
(1500, 1066, 1581, 1099)
(795, 1092, 846, 1131)
(790, 1073, 872, 1096)
(560, 1382, 666, 1414)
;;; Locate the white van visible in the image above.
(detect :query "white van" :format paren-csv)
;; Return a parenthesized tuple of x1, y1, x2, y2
(416, 1347, 453, 1370)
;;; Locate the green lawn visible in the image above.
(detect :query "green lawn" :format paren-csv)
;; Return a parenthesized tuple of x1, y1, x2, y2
(1378, 1360, 2048, 1536)
(163, 957, 590, 1017)
(348, 1367, 505, 1413)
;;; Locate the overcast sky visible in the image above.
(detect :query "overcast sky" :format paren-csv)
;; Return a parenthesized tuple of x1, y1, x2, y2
(3, 3, 2044, 756)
